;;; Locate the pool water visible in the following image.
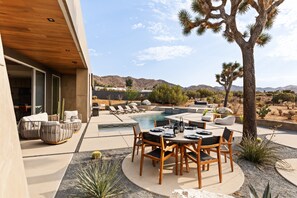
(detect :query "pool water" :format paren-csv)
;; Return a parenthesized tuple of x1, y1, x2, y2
(132, 113, 168, 129)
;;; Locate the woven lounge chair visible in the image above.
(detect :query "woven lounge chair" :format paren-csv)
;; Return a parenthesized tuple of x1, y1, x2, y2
(40, 121, 73, 144)
(18, 112, 49, 139)
(117, 105, 127, 114)
(125, 105, 135, 113)
(63, 110, 82, 132)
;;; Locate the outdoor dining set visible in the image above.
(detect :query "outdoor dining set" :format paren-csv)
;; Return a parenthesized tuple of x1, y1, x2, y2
(132, 119, 234, 189)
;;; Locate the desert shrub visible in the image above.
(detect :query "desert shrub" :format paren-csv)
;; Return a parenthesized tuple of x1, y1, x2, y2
(256, 105, 271, 119)
(92, 95, 98, 100)
(272, 92, 296, 104)
(277, 108, 283, 116)
(238, 136, 279, 167)
(285, 110, 296, 120)
(185, 90, 198, 99)
(149, 84, 188, 105)
(125, 88, 139, 102)
(232, 91, 243, 98)
(77, 160, 124, 198)
(196, 88, 215, 98)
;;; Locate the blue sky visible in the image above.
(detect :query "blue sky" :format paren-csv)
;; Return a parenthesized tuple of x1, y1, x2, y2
(81, 0, 297, 88)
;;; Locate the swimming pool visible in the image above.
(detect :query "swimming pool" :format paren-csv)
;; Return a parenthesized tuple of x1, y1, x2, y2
(132, 113, 168, 129)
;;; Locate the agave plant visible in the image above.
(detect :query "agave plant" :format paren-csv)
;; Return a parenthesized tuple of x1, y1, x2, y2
(249, 183, 279, 198)
(77, 160, 124, 198)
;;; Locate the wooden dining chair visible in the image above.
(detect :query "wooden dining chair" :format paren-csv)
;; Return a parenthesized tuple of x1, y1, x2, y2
(184, 136, 222, 189)
(132, 124, 143, 162)
(188, 121, 206, 129)
(140, 132, 178, 184)
(220, 127, 234, 171)
(154, 119, 170, 127)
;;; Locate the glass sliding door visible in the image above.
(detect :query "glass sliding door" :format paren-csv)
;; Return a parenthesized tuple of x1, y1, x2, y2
(52, 75, 60, 114)
(35, 70, 45, 114)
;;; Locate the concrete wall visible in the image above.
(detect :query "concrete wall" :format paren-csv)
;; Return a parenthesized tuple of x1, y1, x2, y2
(61, 75, 77, 112)
(76, 69, 90, 122)
(0, 35, 30, 198)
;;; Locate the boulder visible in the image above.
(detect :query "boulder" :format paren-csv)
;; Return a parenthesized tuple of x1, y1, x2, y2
(141, 99, 151, 106)
(217, 107, 233, 115)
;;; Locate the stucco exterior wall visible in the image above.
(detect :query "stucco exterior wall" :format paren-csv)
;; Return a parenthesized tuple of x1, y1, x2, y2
(0, 35, 30, 198)
(61, 74, 77, 112)
(76, 69, 90, 122)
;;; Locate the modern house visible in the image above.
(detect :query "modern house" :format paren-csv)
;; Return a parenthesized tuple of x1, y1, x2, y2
(0, 0, 91, 197)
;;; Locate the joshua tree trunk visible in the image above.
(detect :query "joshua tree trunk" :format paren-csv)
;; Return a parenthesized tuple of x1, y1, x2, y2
(242, 45, 257, 139)
(223, 85, 232, 107)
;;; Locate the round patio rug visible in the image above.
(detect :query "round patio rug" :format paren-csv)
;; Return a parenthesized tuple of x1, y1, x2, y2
(122, 153, 244, 197)
(275, 158, 297, 187)
(266, 132, 297, 149)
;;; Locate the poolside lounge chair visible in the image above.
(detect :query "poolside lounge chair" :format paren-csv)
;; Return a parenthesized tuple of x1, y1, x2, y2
(118, 105, 128, 114)
(131, 105, 146, 113)
(109, 106, 122, 114)
(140, 132, 178, 184)
(125, 105, 135, 113)
(214, 115, 236, 125)
(184, 136, 222, 189)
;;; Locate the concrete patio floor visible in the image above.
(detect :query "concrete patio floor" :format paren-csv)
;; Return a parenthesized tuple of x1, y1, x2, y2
(21, 111, 297, 197)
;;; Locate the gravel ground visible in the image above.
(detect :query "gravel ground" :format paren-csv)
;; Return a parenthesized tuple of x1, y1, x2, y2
(56, 135, 297, 198)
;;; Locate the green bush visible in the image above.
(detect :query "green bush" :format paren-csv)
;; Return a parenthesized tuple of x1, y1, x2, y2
(196, 88, 214, 98)
(238, 136, 279, 167)
(257, 105, 271, 119)
(272, 92, 296, 104)
(149, 84, 188, 105)
(125, 88, 139, 102)
(77, 160, 124, 198)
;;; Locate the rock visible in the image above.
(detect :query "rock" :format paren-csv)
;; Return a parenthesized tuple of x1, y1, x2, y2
(171, 189, 234, 198)
(141, 99, 151, 105)
(217, 107, 233, 115)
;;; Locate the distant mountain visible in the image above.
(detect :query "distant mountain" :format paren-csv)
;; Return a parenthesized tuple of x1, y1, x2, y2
(93, 75, 176, 90)
(93, 75, 297, 93)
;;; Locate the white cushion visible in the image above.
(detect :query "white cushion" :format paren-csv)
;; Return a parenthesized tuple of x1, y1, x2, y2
(42, 121, 60, 126)
(201, 113, 214, 122)
(22, 112, 48, 122)
(64, 110, 78, 121)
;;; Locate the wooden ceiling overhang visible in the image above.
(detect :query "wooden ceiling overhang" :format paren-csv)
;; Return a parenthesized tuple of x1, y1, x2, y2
(0, 0, 87, 74)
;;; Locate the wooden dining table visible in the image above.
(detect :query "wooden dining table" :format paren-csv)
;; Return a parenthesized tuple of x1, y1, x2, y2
(149, 126, 213, 175)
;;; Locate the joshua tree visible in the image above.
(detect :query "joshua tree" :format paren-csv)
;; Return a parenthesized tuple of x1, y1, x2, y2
(216, 62, 243, 107)
(179, 0, 284, 139)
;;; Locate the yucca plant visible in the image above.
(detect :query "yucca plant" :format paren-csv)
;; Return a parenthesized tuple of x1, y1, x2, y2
(249, 183, 279, 198)
(238, 135, 279, 167)
(77, 160, 124, 198)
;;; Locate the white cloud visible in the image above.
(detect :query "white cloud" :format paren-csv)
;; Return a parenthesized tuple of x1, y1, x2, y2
(88, 48, 101, 57)
(153, 35, 178, 42)
(132, 23, 145, 29)
(137, 45, 193, 61)
(147, 22, 169, 34)
(148, 0, 191, 21)
(268, 1, 297, 61)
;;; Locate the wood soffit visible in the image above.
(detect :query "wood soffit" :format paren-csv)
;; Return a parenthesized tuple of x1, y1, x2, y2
(0, 0, 85, 74)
